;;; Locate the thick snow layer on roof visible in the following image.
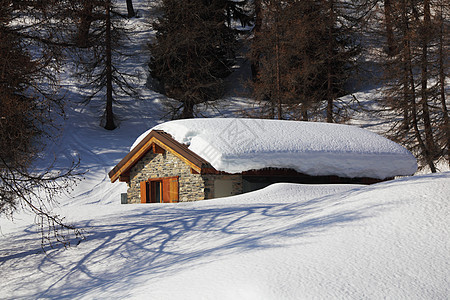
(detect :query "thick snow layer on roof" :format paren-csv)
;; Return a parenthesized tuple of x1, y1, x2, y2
(133, 118, 417, 179)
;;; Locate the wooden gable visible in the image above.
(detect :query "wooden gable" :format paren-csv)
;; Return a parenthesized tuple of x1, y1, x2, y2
(108, 130, 214, 183)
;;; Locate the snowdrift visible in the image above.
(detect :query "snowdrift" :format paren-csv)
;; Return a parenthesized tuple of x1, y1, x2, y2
(1, 172, 449, 299)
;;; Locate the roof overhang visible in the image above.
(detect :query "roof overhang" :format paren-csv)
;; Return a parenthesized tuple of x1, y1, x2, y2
(108, 130, 214, 183)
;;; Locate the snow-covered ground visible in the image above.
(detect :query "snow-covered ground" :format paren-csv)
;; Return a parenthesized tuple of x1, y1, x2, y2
(1, 173, 449, 299)
(1, 1, 449, 299)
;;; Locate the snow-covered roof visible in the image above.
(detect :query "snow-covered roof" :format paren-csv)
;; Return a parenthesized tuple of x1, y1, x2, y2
(132, 118, 417, 179)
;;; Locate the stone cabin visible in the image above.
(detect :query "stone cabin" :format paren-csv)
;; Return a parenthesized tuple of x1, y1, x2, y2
(108, 129, 388, 204)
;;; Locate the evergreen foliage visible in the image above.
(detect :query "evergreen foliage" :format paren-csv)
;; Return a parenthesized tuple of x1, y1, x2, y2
(379, 0, 450, 171)
(74, 0, 139, 130)
(249, 0, 361, 121)
(149, 0, 238, 119)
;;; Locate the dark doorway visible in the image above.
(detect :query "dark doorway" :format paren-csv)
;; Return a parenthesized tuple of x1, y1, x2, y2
(150, 180, 162, 203)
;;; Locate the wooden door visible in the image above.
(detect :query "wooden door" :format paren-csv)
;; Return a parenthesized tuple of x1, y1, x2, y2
(140, 181, 149, 203)
(162, 176, 179, 203)
(168, 177, 179, 202)
(142, 177, 179, 204)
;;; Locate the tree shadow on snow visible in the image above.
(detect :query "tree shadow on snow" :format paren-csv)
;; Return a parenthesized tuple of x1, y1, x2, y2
(2, 189, 384, 299)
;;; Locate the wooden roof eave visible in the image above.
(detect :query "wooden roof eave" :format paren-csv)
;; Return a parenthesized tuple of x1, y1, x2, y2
(109, 130, 213, 183)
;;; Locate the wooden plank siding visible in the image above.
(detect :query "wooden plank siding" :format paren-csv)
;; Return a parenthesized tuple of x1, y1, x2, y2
(140, 181, 149, 203)
(168, 177, 179, 202)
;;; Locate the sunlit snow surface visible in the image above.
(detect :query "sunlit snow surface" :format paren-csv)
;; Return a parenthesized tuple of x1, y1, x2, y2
(1, 0, 448, 299)
(1, 174, 449, 299)
(132, 118, 418, 179)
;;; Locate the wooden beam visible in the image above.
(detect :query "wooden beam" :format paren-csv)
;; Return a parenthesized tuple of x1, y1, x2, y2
(119, 174, 130, 182)
(110, 134, 205, 182)
(153, 143, 165, 154)
(110, 139, 154, 183)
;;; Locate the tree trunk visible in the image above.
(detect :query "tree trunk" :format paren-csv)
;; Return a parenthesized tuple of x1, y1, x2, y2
(126, 0, 135, 18)
(326, 67, 333, 123)
(402, 0, 435, 172)
(326, 0, 334, 123)
(180, 100, 194, 119)
(384, 0, 396, 56)
(275, 2, 282, 120)
(402, 102, 410, 132)
(419, 0, 436, 169)
(251, 0, 261, 80)
(104, 0, 116, 130)
(301, 104, 309, 121)
(226, 2, 232, 28)
(76, 1, 93, 47)
(438, 1, 449, 166)
(397, 0, 408, 132)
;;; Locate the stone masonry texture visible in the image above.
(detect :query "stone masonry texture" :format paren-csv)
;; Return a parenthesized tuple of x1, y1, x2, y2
(127, 148, 244, 204)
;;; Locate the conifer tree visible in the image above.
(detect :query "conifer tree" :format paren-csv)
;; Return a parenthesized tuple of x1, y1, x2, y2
(436, 0, 449, 165)
(149, 0, 237, 119)
(379, 0, 449, 170)
(0, 0, 83, 247)
(75, 0, 138, 130)
(73, 0, 97, 48)
(249, 0, 361, 121)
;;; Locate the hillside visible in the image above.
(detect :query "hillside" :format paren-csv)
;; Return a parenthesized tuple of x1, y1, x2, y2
(1, 1, 449, 299)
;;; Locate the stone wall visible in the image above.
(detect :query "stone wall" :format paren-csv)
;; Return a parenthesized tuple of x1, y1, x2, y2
(127, 149, 205, 203)
(127, 148, 245, 203)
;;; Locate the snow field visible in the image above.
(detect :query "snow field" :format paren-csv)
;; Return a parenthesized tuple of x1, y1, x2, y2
(1, 0, 449, 298)
(1, 173, 449, 299)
